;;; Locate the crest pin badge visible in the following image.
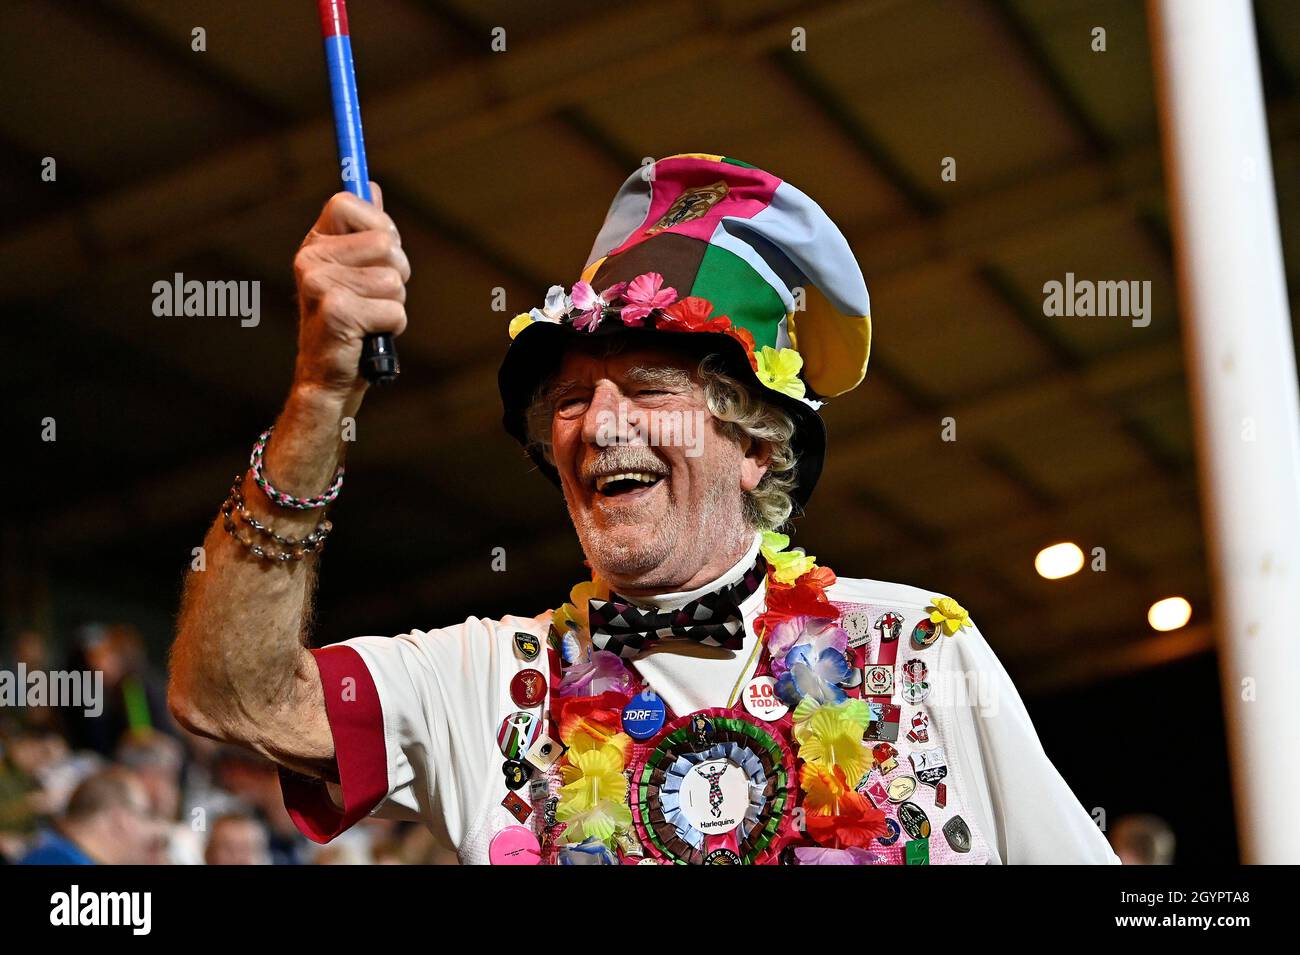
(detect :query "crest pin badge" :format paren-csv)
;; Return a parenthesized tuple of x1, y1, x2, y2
(901, 659, 930, 704)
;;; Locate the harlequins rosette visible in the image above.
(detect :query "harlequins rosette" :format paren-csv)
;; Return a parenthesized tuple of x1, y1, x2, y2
(498, 152, 873, 507)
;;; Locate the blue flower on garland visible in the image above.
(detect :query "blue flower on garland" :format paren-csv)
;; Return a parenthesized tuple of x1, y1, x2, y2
(557, 836, 619, 865)
(775, 645, 851, 708)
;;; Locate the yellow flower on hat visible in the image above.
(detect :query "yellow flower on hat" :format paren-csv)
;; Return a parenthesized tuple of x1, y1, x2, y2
(794, 699, 872, 784)
(508, 313, 534, 339)
(755, 346, 806, 399)
(556, 733, 633, 845)
(760, 530, 817, 585)
(929, 596, 972, 636)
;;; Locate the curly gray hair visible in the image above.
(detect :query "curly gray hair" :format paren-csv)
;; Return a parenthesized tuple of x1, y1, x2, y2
(525, 353, 799, 531)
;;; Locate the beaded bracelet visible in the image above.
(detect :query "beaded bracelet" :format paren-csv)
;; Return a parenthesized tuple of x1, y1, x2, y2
(249, 426, 344, 509)
(221, 476, 333, 562)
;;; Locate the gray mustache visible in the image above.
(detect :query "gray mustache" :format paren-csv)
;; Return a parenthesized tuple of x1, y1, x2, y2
(581, 446, 669, 482)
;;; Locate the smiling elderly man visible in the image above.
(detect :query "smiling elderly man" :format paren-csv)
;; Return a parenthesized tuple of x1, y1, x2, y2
(170, 154, 1117, 865)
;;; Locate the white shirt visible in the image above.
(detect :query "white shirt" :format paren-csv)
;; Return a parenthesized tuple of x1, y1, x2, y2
(279, 536, 1118, 865)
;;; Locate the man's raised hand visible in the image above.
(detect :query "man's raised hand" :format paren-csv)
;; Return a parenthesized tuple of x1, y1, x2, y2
(292, 181, 411, 400)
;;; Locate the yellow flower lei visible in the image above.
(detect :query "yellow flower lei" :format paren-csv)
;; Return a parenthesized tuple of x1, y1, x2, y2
(555, 731, 634, 844)
(759, 530, 817, 584)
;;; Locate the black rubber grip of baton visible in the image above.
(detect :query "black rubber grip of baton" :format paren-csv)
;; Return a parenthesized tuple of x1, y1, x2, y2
(360, 333, 399, 383)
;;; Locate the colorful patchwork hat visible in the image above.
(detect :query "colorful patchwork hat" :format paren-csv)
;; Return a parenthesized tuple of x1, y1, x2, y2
(498, 153, 872, 507)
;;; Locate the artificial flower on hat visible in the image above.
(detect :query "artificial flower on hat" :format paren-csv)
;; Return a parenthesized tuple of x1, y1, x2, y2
(508, 313, 534, 339)
(509, 284, 572, 339)
(928, 595, 973, 636)
(755, 346, 807, 399)
(533, 284, 571, 323)
(656, 298, 758, 369)
(657, 295, 717, 332)
(801, 761, 852, 812)
(619, 272, 677, 325)
(569, 280, 628, 331)
(728, 325, 759, 370)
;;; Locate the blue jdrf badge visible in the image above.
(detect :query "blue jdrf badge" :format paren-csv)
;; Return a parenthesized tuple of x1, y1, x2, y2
(621, 690, 667, 740)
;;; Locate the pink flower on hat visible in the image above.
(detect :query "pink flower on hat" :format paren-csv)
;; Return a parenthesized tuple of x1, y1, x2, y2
(569, 281, 628, 331)
(619, 272, 677, 326)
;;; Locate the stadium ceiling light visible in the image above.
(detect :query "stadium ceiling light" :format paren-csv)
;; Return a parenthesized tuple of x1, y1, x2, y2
(1035, 542, 1085, 580)
(1148, 596, 1192, 632)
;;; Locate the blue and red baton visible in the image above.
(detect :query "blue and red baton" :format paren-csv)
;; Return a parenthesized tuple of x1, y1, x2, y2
(318, 0, 399, 383)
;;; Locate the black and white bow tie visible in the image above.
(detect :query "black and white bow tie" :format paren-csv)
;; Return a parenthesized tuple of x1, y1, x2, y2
(588, 556, 766, 659)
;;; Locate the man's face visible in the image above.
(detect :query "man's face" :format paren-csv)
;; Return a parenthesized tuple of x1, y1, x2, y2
(548, 345, 768, 592)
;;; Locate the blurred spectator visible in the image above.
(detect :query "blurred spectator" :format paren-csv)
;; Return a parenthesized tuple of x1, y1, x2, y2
(116, 730, 183, 820)
(18, 767, 164, 864)
(0, 730, 51, 842)
(205, 812, 270, 865)
(370, 837, 405, 865)
(395, 821, 457, 865)
(1110, 813, 1177, 865)
(312, 817, 401, 865)
(2, 630, 59, 733)
(212, 747, 308, 865)
(0, 731, 43, 861)
(4, 624, 433, 864)
(117, 729, 204, 864)
(0, 726, 100, 828)
(62, 623, 174, 757)
(178, 730, 245, 821)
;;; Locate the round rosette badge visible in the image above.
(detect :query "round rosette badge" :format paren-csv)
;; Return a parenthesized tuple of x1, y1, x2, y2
(629, 708, 797, 865)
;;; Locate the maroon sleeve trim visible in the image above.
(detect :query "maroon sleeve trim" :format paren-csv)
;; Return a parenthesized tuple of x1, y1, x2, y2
(278, 645, 389, 843)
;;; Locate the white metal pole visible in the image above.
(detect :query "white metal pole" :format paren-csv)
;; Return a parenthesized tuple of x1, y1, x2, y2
(1149, 0, 1300, 863)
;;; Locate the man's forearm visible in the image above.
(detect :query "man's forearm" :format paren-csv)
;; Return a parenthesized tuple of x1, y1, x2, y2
(170, 184, 408, 774)
(169, 386, 360, 768)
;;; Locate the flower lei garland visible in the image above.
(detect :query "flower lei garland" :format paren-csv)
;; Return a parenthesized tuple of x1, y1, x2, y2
(508, 271, 808, 400)
(541, 532, 974, 864)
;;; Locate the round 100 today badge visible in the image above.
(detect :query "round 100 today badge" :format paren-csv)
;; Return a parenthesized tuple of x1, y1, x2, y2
(742, 676, 789, 721)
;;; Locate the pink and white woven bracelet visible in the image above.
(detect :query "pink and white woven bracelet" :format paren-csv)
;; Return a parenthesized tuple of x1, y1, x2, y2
(249, 426, 344, 510)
